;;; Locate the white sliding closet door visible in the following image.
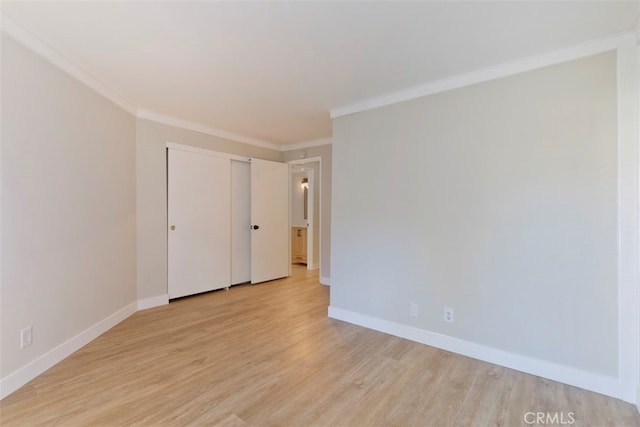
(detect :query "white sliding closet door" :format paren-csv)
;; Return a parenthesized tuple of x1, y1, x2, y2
(251, 159, 289, 284)
(231, 160, 251, 284)
(168, 149, 231, 299)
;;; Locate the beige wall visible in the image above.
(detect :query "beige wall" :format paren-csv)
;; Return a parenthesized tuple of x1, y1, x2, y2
(136, 118, 282, 300)
(1, 36, 137, 377)
(331, 52, 618, 376)
(282, 144, 332, 280)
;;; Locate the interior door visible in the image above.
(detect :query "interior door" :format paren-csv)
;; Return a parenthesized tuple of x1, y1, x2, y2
(168, 148, 231, 298)
(250, 158, 289, 283)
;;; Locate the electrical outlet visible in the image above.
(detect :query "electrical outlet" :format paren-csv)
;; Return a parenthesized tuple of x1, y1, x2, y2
(410, 303, 419, 317)
(20, 326, 33, 349)
(444, 307, 454, 323)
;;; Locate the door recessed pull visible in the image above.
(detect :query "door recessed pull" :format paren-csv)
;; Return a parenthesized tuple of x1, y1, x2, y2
(252, 225, 260, 230)
(170, 225, 176, 231)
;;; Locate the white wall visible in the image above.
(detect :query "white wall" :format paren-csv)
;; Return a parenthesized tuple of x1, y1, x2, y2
(136, 118, 282, 301)
(330, 52, 618, 378)
(1, 35, 137, 381)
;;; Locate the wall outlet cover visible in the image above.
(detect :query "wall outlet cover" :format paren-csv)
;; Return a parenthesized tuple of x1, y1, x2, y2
(20, 325, 33, 349)
(444, 307, 454, 323)
(410, 303, 419, 317)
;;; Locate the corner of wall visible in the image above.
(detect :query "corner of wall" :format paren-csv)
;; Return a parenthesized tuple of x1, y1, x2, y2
(0, 302, 136, 399)
(617, 30, 640, 405)
(137, 295, 169, 311)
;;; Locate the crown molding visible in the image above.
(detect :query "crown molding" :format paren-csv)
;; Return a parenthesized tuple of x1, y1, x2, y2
(283, 137, 332, 151)
(138, 109, 331, 152)
(1, 13, 138, 115)
(1, 13, 287, 152)
(136, 109, 283, 152)
(330, 31, 633, 119)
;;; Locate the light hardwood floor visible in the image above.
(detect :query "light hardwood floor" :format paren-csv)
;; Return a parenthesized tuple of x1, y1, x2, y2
(2, 265, 639, 426)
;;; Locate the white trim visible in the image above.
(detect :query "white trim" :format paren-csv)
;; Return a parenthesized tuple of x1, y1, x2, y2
(617, 33, 640, 405)
(328, 306, 621, 399)
(306, 169, 315, 270)
(308, 262, 319, 270)
(287, 156, 323, 166)
(0, 302, 137, 399)
(285, 138, 332, 151)
(636, 29, 640, 415)
(140, 109, 283, 152)
(330, 31, 632, 118)
(137, 295, 169, 311)
(0, 13, 297, 153)
(0, 11, 290, 153)
(166, 142, 250, 162)
(0, 6, 4, 407)
(320, 276, 330, 286)
(1, 14, 137, 115)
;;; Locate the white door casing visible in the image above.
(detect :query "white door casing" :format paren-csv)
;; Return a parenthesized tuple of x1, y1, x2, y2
(306, 169, 314, 270)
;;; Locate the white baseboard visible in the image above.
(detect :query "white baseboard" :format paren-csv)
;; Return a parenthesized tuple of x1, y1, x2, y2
(320, 276, 330, 286)
(307, 262, 319, 271)
(0, 302, 137, 399)
(137, 294, 169, 310)
(636, 386, 640, 413)
(328, 306, 621, 400)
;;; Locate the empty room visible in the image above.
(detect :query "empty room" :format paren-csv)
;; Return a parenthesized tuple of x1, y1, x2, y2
(1, 1, 640, 425)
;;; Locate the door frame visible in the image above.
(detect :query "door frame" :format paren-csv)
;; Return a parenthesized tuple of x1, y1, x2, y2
(287, 156, 322, 271)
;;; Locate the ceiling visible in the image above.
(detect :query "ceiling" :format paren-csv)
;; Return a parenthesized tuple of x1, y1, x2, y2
(2, 1, 639, 146)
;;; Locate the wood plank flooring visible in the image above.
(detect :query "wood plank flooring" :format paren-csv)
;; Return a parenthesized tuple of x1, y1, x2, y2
(2, 265, 639, 426)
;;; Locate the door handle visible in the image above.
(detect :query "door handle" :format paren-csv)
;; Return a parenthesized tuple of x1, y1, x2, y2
(170, 225, 176, 231)
(251, 225, 260, 230)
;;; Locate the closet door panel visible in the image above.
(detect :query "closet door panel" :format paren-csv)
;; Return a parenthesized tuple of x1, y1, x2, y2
(250, 158, 289, 284)
(168, 149, 231, 298)
(231, 160, 251, 284)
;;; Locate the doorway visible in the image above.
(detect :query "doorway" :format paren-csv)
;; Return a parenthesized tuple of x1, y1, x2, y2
(289, 158, 321, 271)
